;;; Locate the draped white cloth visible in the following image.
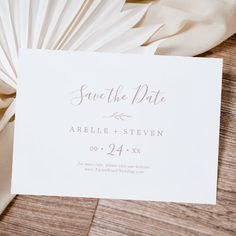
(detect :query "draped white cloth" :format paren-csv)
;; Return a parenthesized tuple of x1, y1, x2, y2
(0, 0, 236, 215)
(138, 0, 236, 56)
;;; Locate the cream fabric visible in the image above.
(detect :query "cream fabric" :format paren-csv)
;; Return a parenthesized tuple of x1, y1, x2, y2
(0, 0, 236, 215)
(139, 0, 236, 56)
(0, 122, 15, 214)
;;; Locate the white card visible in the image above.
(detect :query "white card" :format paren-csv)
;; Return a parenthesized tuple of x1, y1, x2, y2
(12, 49, 223, 204)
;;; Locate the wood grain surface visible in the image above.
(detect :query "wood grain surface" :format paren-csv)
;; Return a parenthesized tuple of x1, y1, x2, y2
(0, 195, 98, 236)
(0, 35, 236, 236)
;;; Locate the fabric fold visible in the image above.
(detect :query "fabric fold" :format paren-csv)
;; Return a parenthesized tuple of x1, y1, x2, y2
(0, 122, 14, 214)
(136, 0, 236, 56)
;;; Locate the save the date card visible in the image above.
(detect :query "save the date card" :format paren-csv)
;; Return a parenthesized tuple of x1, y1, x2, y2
(11, 49, 223, 204)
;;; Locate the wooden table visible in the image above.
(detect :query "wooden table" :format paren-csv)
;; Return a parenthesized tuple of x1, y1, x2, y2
(0, 34, 236, 236)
